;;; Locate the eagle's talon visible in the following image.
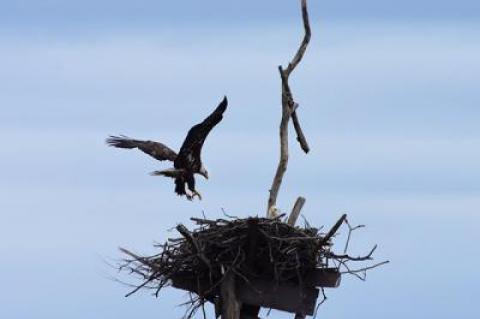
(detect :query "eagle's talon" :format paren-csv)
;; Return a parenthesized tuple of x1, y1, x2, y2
(192, 191, 202, 201)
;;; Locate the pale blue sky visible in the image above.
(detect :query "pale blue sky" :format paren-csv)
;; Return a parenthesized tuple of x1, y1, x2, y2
(1, 0, 480, 28)
(0, 1, 479, 318)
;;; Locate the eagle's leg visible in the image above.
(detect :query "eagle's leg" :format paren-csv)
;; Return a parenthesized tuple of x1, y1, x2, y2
(185, 174, 202, 200)
(181, 186, 193, 201)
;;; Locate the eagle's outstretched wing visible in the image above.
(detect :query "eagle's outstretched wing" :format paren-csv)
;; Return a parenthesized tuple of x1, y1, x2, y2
(175, 96, 228, 169)
(106, 135, 177, 162)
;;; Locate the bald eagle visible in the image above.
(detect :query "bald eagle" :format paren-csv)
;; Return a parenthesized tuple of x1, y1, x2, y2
(106, 96, 227, 200)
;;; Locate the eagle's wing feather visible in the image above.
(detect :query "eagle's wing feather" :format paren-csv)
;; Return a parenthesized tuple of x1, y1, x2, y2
(106, 135, 177, 162)
(175, 96, 227, 168)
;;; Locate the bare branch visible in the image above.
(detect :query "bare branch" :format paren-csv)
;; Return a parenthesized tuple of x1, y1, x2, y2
(331, 219, 390, 281)
(312, 288, 327, 319)
(340, 261, 390, 281)
(285, 0, 312, 77)
(343, 219, 366, 254)
(328, 245, 377, 261)
(287, 197, 306, 226)
(267, 67, 292, 218)
(292, 111, 310, 153)
(176, 224, 211, 268)
(267, 0, 312, 216)
(287, 0, 311, 154)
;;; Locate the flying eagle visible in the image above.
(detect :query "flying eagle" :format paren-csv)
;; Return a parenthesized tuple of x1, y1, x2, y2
(106, 96, 228, 200)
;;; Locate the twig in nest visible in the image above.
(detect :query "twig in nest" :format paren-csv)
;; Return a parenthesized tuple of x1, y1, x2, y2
(328, 245, 377, 261)
(330, 218, 389, 283)
(344, 218, 365, 254)
(340, 261, 390, 280)
(322, 214, 347, 244)
(313, 287, 327, 319)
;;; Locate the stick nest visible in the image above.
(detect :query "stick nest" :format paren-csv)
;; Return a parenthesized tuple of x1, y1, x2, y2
(120, 215, 338, 298)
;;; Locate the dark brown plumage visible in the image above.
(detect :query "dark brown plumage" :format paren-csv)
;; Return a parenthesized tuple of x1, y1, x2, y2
(106, 96, 228, 200)
(106, 137, 177, 162)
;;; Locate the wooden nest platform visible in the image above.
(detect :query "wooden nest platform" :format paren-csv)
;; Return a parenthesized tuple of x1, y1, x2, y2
(119, 214, 359, 318)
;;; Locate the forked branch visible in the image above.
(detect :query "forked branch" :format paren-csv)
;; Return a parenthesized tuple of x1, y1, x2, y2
(267, 0, 312, 217)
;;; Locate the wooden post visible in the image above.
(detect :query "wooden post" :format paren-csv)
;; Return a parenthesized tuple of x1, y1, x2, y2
(289, 196, 307, 319)
(240, 304, 261, 319)
(221, 271, 241, 319)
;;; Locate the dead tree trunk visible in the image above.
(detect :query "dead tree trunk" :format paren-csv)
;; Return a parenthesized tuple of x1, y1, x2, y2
(267, 0, 312, 218)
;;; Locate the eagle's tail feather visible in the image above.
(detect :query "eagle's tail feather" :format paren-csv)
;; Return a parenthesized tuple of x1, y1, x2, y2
(150, 171, 170, 177)
(150, 168, 183, 179)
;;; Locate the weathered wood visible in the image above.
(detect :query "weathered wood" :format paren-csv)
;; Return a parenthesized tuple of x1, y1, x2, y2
(170, 267, 340, 292)
(236, 279, 319, 315)
(220, 271, 241, 319)
(171, 273, 330, 316)
(286, 0, 311, 154)
(292, 110, 310, 153)
(322, 214, 347, 245)
(267, 0, 312, 216)
(176, 224, 211, 268)
(288, 195, 306, 319)
(240, 304, 260, 319)
(240, 220, 261, 318)
(267, 68, 293, 218)
(305, 268, 341, 288)
(287, 196, 306, 226)
(215, 297, 222, 318)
